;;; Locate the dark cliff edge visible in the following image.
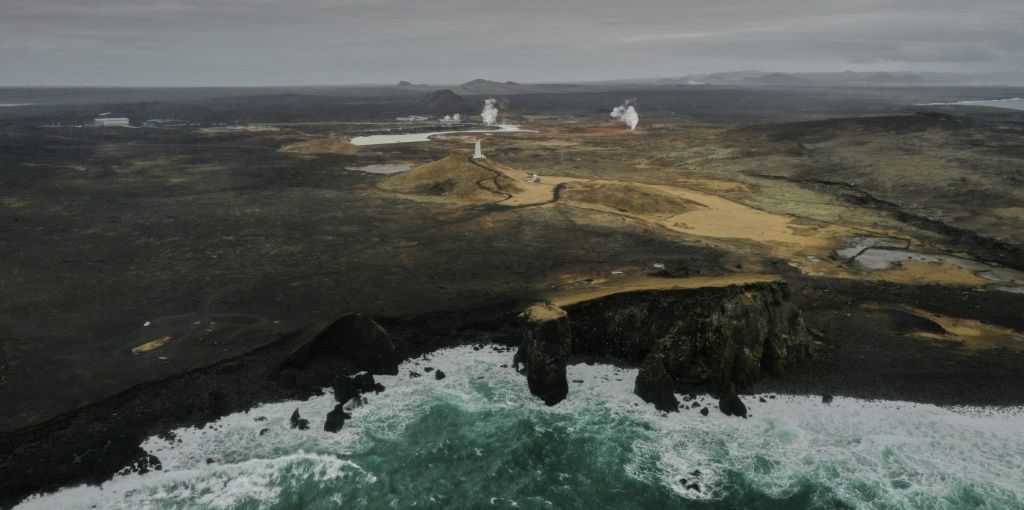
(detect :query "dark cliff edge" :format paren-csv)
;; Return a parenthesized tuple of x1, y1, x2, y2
(0, 302, 518, 509)
(0, 285, 812, 507)
(514, 282, 818, 412)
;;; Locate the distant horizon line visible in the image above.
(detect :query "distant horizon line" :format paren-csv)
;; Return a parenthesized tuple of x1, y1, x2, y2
(2, 69, 1023, 89)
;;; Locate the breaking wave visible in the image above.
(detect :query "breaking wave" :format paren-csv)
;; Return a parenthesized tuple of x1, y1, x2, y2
(17, 346, 1024, 509)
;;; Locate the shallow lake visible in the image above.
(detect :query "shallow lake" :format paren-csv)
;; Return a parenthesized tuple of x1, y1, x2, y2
(349, 124, 529, 146)
(346, 164, 411, 174)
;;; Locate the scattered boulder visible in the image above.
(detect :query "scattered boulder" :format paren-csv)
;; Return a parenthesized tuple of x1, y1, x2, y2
(718, 383, 748, 418)
(352, 373, 385, 393)
(634, 352, 680, 412)
(700, 407, 709, 416)
(324, 404, 352, 433)
(434, 370, 446, 380)
(332, 373, 384, 404)
(516, 303, 572, 406)
(822, 394, 834, 404)
(119, 452, 162, 476)
(410, 371, 421, 378)
(289, 409, 309, 430)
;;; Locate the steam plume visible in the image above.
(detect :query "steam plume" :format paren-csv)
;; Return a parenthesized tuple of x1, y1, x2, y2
(610, 101, 639, 130)
(481, 98, 498, 126)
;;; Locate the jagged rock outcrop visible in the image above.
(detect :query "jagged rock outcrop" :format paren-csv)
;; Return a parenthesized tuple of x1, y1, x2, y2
(637, 283, 812, 392)
(516, 282, 815, 413)
(331, 373, 384, 405)
(514, 303, 572, 405)
(289, 409, 309, 430)
(324, 405, 351, 433)
(634, 352, 679, 412)
(285, 313, 399, 375)
(718, 383, 747, 418)
(569, 283, 813, 396)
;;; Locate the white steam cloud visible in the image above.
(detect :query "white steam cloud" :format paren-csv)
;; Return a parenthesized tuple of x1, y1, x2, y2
(481, 98, 498, 126)
(611, 101, 639, 130)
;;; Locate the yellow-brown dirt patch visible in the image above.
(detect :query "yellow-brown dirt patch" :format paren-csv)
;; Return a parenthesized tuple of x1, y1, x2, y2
(864, 303, 1024, 350)
(279, 137, 358, 155)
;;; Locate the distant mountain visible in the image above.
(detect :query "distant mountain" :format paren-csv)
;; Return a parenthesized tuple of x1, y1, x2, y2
(740, 73, 814, 86)
(455, 79, 525, 95)
(417, 89, 473, 113)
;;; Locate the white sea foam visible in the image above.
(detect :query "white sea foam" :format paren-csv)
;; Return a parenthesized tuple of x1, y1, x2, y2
(16, 345, 1024, 509)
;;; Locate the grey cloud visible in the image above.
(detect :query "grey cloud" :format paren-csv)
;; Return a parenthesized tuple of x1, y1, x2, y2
(0, 0, 1021, 85)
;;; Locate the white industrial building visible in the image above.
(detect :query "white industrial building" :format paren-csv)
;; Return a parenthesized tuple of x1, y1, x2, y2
(91, 117, 130, 127)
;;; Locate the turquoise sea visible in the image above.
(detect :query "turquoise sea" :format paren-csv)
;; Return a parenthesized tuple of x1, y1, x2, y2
(17, 346, 1024, 509)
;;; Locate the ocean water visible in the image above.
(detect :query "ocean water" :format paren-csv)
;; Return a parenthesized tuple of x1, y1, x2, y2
(16, 346, 1024, 509)
(923, 98, 1024, 112)
(956, 98, 1024, 111)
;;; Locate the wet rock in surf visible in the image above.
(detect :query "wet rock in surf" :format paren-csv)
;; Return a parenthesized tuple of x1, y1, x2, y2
(289, 409, 309, 430)
(324, 404, 351, 433)
(718, 383, 748, 418)
(285, 313, 399, 375)
(332, 372, 384, 404)
(118, 452, 162, 476)
(516, 303, 572, 406)
(634, 352, 679, 412)
(434, 369, 446, 380)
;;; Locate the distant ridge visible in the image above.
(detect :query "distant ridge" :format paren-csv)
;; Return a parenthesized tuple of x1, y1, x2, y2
(456, 79, 524, 95)
(740, 73, 813, 86)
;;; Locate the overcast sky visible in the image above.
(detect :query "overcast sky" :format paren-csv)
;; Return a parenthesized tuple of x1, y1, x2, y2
(1, 0, 1022, 86)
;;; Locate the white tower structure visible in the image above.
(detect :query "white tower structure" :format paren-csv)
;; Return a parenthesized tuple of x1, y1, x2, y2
(473, 139, 485, 159)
